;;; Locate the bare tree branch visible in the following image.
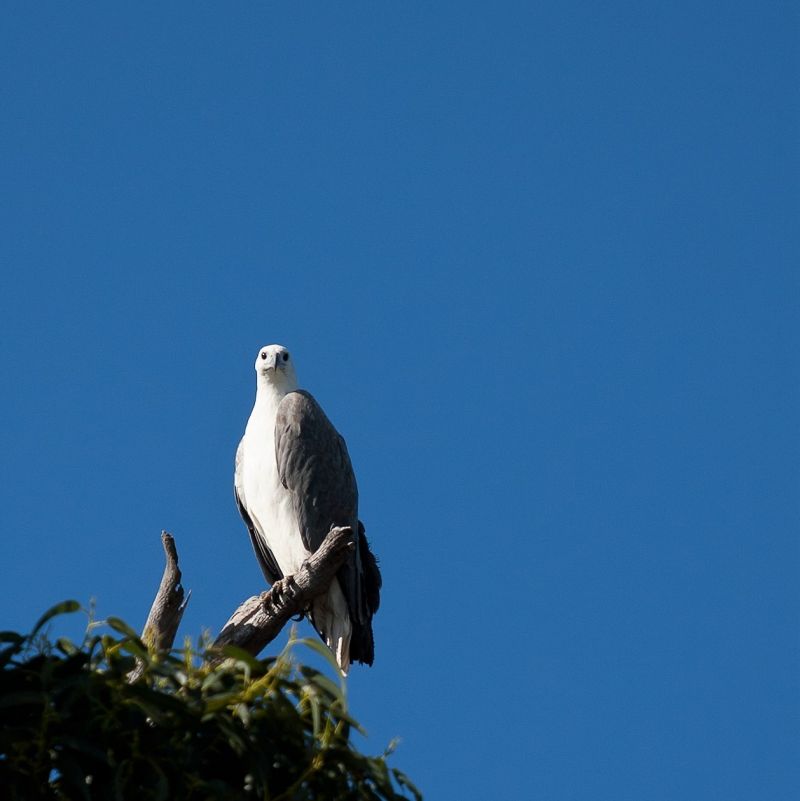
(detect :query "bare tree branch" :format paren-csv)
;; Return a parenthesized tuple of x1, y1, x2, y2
(134, 525, 354, 679)
(211, 525, 355, 657)
(128, 532, 191, 682)
(141, 531, 191, 652)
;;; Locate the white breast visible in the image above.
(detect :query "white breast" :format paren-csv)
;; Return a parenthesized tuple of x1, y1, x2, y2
(241, 397, 311, 577)
(237, 383, 354, 672)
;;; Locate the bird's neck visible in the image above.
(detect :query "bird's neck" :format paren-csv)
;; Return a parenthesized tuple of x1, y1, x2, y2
(254, 377, 296, 412)
(247, 384, 287, 442)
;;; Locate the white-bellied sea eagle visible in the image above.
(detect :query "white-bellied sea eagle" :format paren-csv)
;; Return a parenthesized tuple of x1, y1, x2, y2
(234, 344, 381, 673)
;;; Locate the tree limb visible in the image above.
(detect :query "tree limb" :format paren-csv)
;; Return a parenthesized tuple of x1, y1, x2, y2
(135, 525, 354, 675)
(141, 531, 191, 653)
(211, 525, 355, 657)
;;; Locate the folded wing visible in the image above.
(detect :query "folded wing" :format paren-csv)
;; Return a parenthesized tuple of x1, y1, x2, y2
(275, 390, 381, 665)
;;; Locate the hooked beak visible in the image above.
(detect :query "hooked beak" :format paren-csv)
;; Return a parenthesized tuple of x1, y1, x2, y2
(259, 352, 278, 374)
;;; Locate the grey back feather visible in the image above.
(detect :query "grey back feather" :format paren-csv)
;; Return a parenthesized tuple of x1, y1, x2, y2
(275, 391, 359, 554)
(275, 390, 381, 665)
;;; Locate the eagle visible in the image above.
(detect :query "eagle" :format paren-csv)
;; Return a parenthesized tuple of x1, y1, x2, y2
(234, 344, 381, 673)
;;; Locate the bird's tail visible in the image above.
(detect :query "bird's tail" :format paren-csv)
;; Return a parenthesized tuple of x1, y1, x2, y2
(307, 524, 381, 672)
(345, 522, 381, 667)
(309, 580, 353, 675)
(347, 619, 375, 669)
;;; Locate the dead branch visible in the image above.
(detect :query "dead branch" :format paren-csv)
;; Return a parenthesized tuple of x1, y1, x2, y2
(129, 531, 190, 682)
(211, 525, 355, 657)
(135, 525, 354, 674)
(141, 531, 190, 651)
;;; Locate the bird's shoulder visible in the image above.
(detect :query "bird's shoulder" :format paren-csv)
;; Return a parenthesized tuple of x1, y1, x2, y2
(275, 390, 352, 479)
(276, 389, 322, 422)
(276, 389, 341, 439)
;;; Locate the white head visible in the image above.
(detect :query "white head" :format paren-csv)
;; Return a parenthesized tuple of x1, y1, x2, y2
(254, 343, 299, 393)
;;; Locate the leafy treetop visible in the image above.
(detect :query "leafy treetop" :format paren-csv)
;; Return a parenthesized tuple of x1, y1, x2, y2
(0, 601, 420, 801)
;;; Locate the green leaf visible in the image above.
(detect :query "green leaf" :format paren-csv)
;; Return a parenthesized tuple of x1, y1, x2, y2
(218, 644, 262, 669)
(290, 635, 339, 666)
(204, 691, 240, 713)
(106, 617, 142, 640)
(308, 692, 321, 737)
(31, 600, 81, 634)
(393, 769, 423, 801)
(310, 673, 345, 705)
(234, 702, 251, 726)
(201, 672, 223, 692)
(56, 637, 79, 656)
(368, 757, 391, 789)
(118, 638, 150, 662)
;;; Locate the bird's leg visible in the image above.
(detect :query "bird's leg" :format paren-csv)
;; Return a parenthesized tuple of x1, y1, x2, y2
(266, 576, 300, 616)
(212, 524, 358, 659)
(265, 579, 286, 614)
(290, 572, 311, 622)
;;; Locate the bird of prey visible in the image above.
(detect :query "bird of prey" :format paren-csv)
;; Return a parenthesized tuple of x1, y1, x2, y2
(234, 344, 381, 673)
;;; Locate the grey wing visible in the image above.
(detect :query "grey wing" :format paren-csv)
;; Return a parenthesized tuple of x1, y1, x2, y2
(274, 391, 359, 553)
(275, 391, 363, 613)
(275, 391, 381, 665)
(234, 439, 283, 585)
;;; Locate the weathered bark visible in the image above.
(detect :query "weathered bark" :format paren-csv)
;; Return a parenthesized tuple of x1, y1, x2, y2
(129, 531, 190, 681)
(136, 525, 354, 668)
(212, 525, 355, 656)
(141, 531, 190, 651)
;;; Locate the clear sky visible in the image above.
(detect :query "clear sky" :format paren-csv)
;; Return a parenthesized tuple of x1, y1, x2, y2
(1, 3, 797, 799)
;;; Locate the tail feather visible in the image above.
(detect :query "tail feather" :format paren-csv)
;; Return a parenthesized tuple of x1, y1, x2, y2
(309, 580, 353, 673)
(308, 523, 382, 671)
(345, 523, 381, 667)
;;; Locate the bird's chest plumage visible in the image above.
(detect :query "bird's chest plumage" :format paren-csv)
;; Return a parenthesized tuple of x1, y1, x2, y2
(242, 402, 310, 575)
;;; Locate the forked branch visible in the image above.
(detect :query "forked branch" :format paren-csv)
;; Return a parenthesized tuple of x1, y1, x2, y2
(212, 525, 355, 656)
(137, 525, 354, 665)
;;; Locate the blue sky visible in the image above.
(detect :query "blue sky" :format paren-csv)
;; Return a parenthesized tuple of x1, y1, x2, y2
(1, 3, 797, 799)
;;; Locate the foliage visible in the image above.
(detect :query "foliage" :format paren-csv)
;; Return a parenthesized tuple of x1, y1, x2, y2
(0, 601, 420, 801)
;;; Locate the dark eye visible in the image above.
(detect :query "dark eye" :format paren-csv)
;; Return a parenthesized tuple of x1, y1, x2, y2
(283, 353, 289, 362)
(260, 352, 267, 360)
